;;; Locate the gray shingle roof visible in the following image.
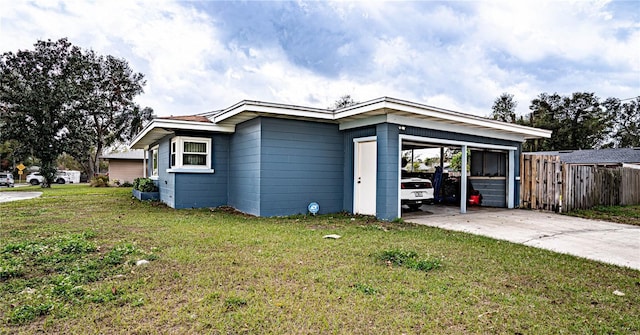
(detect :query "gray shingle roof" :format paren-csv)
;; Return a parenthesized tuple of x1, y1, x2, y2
(100, 150, 145, 160)
(525, 148, 640, 164)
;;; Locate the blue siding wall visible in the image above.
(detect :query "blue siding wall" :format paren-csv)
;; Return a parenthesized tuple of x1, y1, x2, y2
(376, 123, 400, 221)
(342, 127, 376, 212)
(259, 118, 343, 217)
(229, 118, 261, 216)
(173, 134, 230, 209)
(470, 178, 506, 207)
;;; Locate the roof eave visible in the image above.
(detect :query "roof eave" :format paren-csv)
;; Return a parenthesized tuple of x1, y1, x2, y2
(335, 97, 552, 140)
(129, 119, 235, 149)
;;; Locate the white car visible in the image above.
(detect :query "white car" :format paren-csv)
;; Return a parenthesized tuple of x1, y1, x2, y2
(26, 172, 71, 185)
(401, 177, 435, 210)
(0, 173, 14, 187)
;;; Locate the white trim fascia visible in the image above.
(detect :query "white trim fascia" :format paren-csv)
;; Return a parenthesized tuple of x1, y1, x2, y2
(166, 168, 215, 174)
(335, 98, 551, 139)
(129, 124, 173, 149)
(153, 119, 235, 133)
(129, 119, 235, 149)
(213, 100, 333, 124)
(334, 99, 389, 119)
(383, 101, 551, 139)
(399, 134, 518, 151)
(389, 115, 528, 142)
(340, 114, 537, 143)
(353, 136, 377, 143)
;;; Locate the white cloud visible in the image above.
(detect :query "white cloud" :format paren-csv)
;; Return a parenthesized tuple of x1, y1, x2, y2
(1, 0, 638, 119)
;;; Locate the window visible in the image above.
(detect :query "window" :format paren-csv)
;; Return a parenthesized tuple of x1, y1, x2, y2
(471, 151, 506, 177)
(170, 136, 212, 170)
(151, 145, 159, 177)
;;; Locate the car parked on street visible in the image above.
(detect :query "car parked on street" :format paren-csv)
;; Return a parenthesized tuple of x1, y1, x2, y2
(0, 173, 14, 187)
(26, 172, 71, 185)
(401, 177, 434, 210)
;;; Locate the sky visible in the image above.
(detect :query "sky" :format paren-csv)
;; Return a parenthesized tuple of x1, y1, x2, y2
(1, 0, 639, 118)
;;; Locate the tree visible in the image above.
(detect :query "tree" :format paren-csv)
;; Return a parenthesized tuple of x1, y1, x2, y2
(0, 39, 85, 186)
(449, 149, 470, 172)
(522, 92, 612, 151)
(602, 97, 640, 148)
(70, 51, 153, 176)
(331, 95, 358, 109)
(0, 38, 152, 185)
(490, 93, 517, 123)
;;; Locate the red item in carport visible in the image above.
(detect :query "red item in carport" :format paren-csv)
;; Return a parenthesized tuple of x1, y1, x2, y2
(469, 193, 482, 206)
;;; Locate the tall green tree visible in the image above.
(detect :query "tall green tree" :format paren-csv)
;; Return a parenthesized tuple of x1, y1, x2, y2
(0, 38, 152, 184)
(602, 97, 640, 148)
(0, 39, 85, 186)
(523, 92, 612, 151)
(70, 51, 153, 176)
(490, 93, 517, 123)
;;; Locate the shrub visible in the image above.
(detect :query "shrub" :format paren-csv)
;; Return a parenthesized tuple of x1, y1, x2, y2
(132, 178, 158, 192)
(120, 181, 133, 187)
(90, 175, 110, 187)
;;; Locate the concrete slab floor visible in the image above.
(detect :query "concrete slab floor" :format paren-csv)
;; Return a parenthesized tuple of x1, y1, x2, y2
(406, 207, 640, 271)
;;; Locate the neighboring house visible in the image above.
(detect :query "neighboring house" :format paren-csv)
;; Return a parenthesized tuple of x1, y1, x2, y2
(130, 97, 551, 220)
(525, 148, 640, 166)
(101, 150, 146, 183)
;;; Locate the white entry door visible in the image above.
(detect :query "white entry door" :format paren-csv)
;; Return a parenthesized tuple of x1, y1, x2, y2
(354, 140, 377, 215)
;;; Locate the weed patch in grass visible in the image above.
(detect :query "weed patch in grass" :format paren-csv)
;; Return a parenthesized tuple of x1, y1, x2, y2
(224, 297, 248, 311)
(376, 249, 441, 272)
(0, 226, 156, 326)
(351, 283, 379, 295)
(7, 303, 54, 325)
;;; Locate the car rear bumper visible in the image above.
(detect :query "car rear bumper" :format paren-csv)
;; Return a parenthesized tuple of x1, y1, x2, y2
(401, 198, 434, 205)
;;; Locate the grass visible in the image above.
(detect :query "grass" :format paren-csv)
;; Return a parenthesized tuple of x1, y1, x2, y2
(567, 204, 640, 226)
(0, 185, 639, 334)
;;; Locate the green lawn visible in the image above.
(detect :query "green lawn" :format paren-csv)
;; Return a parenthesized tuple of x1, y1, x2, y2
(567, 204, 640, 226)
(1, 185, 638, 334)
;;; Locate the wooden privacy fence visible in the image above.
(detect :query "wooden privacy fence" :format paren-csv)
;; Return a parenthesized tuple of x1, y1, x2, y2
(520, 155, 640, 212)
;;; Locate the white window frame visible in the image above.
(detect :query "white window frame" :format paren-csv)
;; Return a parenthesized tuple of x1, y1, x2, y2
(150, 145, 159, 180)
(167, 136, 214, 173)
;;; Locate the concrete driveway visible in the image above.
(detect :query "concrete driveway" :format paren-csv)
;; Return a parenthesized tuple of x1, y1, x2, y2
(0, 191, 42, 203)
(406, 208, 640, 270)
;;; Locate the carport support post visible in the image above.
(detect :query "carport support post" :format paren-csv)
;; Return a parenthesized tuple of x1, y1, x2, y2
(460, 145, 467, 214)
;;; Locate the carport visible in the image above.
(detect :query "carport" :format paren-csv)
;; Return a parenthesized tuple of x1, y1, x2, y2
(341, 97, 552, 221)
(399, 135, 518, 217)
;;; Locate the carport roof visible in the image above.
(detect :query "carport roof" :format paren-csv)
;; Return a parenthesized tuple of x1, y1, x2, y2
(130, 97, 551, 149)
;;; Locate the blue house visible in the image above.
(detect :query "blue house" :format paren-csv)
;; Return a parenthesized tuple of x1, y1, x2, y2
(130, 97, 551, 220)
